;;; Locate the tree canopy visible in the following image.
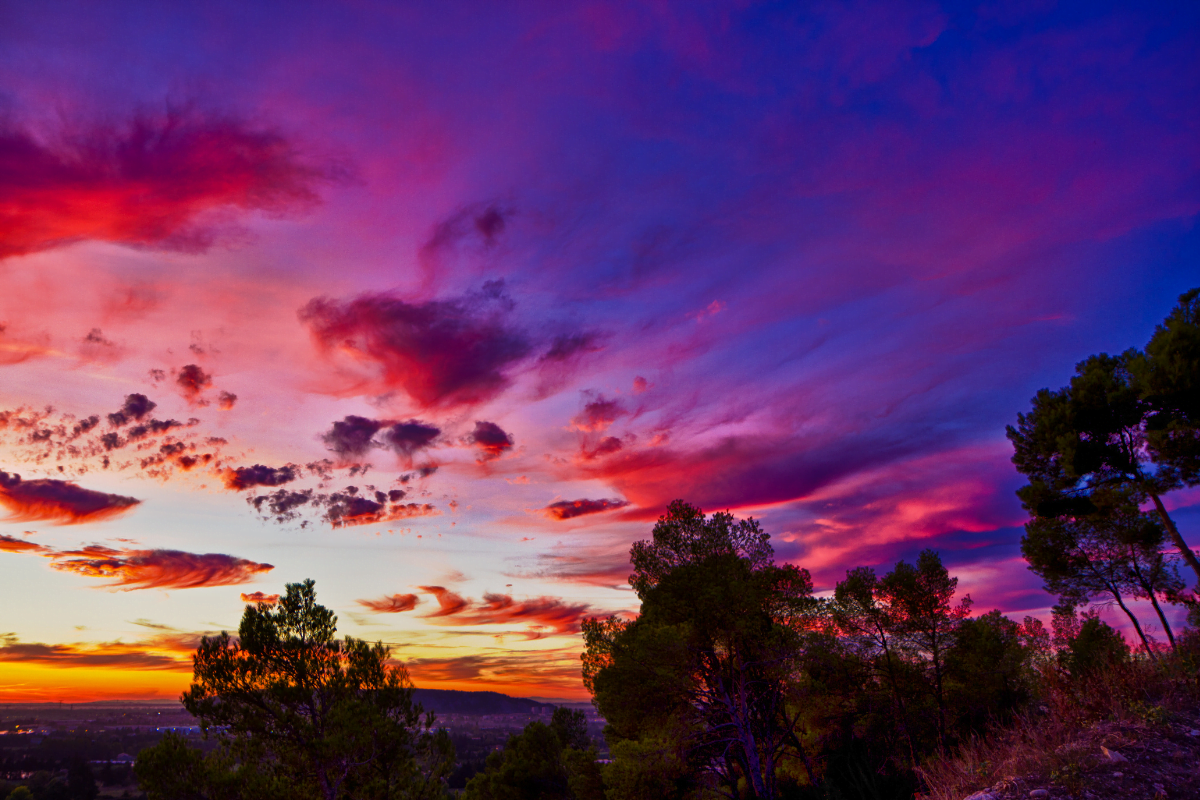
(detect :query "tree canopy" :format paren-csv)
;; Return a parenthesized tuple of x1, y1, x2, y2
(1007, 288, 1200, 588)
(136, 580, 453, 800)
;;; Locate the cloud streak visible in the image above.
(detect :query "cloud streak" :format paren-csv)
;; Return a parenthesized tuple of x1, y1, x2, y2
(0, 109, 331, 259)
(0, 531, 273, 591)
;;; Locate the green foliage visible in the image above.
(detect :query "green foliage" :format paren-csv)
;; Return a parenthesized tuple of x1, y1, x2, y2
(602, 738, 693, 800)
(1007, 289, 1200, 592)
(1064, 616, 1129, 677)
(461, 708, 600, 800)
(1131, 287, 1200, 485)
(136, 580, 454, 800)
(584, 501, 816, 799)
(945, 611, 1032, 733)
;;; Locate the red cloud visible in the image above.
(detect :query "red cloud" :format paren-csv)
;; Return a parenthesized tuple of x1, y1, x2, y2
(222, 464, 299, 491)
(457, 593, 593, 635)
(412, 586, 593, 635)
(240, 591, 280, 604)
(299, 283, 533, 408)
(418, 585, 471, 617)
(0, 472, 140, 524)
(542, 498, 629, 520)
(0, 110, 329, 259)
(49, 546, 274, 590)
(0, 533, 51, 555)
(358, 593, 420, 613)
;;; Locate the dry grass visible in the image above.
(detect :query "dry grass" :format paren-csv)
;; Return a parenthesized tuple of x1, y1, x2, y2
(917, 654, 1200, 800)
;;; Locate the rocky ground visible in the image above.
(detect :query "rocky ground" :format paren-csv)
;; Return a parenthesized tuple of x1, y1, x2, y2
(959, 713, 1200, 800)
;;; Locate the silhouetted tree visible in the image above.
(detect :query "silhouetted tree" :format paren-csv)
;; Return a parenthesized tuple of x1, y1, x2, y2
(136, 580, 453, 800)
(1022, 496, 1182, 654)
(1008, 290, 1200, 587)
(583, 501, 816, 800)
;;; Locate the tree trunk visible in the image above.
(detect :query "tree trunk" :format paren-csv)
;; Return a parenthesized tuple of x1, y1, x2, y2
(1127, 545, 1177, 649)
(877, 628, 919, 768)
(1110, 586, 1156, 659)
(1149, 492, 1200, 586)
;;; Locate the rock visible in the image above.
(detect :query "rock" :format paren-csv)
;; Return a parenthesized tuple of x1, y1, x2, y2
(1188, 729, 1199, 737)
(1030, 790, 1049, 798)
(963, 792, 995, 800)
(1113, 772, 1123, 778)
(1100, 746, 1128, 763)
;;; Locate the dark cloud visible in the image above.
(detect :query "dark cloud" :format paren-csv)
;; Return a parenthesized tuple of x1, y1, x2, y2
(107, 394, 157, 427)
(218, 391, 238, 410)
(320, 491, 439, 528)
(223, 464, 300, 491)
(0, 471, 140, 524)
(571, 393, 625, 432)
(358, 593, 421, 613)
(299, 283, 533, 408)
(0, 109, 332, 259)
(543, 498, 629, 520)
(540, 332, 604, 363)
(582, 436, 624, 460)
(49, 545, 273, 590)
(420, 203, 512, 266)
(247, 489, 314, 523)
(379, 420, 441, 458)
(418, 585, 471, 617)
(126, 418, 186, 441)
(240, 591, 279, 604)
(469, 421, 514, 461)
(176, 364, 212, 403)
(245, 483, 430, 528)
(321, 415, 385, 459)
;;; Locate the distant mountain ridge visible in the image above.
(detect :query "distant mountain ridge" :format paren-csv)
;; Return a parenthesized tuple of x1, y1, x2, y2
(411, 688, 555, 716)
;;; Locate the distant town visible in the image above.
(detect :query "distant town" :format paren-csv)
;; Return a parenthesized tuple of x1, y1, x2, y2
(0, 692, 606, 798)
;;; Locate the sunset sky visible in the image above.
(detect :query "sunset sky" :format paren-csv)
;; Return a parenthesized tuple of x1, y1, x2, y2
(1, 0, 1197, 702)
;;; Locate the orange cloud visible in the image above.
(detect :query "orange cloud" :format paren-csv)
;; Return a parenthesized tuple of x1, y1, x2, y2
(418, 585, 471, 617)
(358, 593, 420, 613)
(0, 471, 140, 524)
(0, 531, 274, 591)
(50, 546, 273, 590)
(0, 632, 198, 670)
(240, 591, 280, 604)
(412, 586, 593, 636)
(456, 593, 593, 635)
(0, 533, 51, 554)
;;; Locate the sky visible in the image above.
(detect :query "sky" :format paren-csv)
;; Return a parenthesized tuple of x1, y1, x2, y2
(0, 0, 1197, 703)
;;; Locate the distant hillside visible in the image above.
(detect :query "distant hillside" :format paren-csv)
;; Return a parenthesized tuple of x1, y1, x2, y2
(411, 688, 555, 716)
